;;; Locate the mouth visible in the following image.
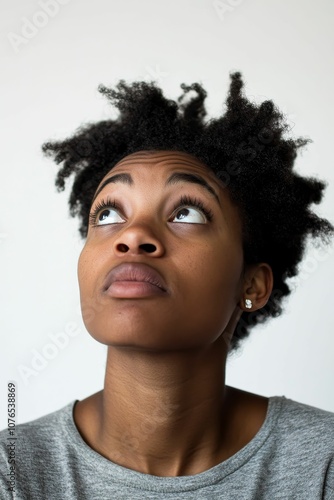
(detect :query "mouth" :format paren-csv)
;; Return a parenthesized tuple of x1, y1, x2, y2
(103, 262, 169, 298)
(105, 280, 167, 298)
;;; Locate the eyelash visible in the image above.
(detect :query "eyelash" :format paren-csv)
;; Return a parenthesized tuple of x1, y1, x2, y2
(89, 197, 119, 227)
(89, 194, 214, 226)
(172, 195, 214, 222)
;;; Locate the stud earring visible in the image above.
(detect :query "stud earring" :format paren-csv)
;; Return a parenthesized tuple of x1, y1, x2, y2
(245, 298, 252, 309)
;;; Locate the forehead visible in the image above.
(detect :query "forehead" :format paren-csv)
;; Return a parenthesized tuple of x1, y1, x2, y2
(98, 150, 224, 189)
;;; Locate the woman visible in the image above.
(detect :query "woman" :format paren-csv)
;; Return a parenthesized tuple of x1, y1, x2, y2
(1, 72, 334, 499)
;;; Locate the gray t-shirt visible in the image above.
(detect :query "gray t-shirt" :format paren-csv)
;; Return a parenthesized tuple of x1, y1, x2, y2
(1, 395, 334, 499)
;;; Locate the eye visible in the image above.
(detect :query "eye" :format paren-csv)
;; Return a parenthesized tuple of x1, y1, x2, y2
(89, 198, 124, 226)
(89, 194, 214, 227)
(171, 195, 213, 224)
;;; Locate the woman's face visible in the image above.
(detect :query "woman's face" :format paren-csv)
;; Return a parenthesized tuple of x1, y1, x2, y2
(77, 150, 245, 351)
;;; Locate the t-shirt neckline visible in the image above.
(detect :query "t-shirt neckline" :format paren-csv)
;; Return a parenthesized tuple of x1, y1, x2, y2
(63, 395, 285, 493)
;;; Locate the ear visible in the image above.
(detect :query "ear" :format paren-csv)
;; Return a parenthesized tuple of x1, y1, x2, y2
(239, 263, 273, 312)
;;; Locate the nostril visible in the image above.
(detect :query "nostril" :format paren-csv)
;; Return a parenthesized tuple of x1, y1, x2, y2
(140, 243, 156, 253)
(116, 243, 157, 253)
(117, 243, 128, 252)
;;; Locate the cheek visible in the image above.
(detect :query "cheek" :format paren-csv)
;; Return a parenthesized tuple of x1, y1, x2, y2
(77, 246, 91, 293)
(77, 245, 103, 326)
(77, 241, 123, 341)
(167, 238, 244, 343)
(187, 237, 243, 300)
(77, 238, 108, 291)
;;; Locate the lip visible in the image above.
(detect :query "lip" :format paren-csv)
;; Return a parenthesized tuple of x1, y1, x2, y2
(103, 262, 169, 298)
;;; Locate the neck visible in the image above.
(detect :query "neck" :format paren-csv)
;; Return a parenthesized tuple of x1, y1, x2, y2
(92, 341, 240, 476)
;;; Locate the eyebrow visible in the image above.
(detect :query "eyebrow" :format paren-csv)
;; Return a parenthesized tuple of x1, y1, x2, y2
(91, 172, 221, 206)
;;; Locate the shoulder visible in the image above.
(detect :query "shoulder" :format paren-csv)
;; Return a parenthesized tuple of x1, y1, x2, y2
(0, 401, 76, 459)
(271, 397, 334, 494)
(274, 397, 334, 478)
(274, 396, 334, 444)
(225, 386, 334, 456)
(0, 401, 77, 499)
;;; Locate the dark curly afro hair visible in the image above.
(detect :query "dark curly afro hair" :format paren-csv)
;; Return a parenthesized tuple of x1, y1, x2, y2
(42, 72, 334, 352)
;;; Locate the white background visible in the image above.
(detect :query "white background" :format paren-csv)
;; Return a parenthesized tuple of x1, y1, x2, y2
(1, 0, 333, 428)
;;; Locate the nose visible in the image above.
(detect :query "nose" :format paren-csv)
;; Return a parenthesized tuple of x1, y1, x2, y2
(113, 222, 165, 257)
